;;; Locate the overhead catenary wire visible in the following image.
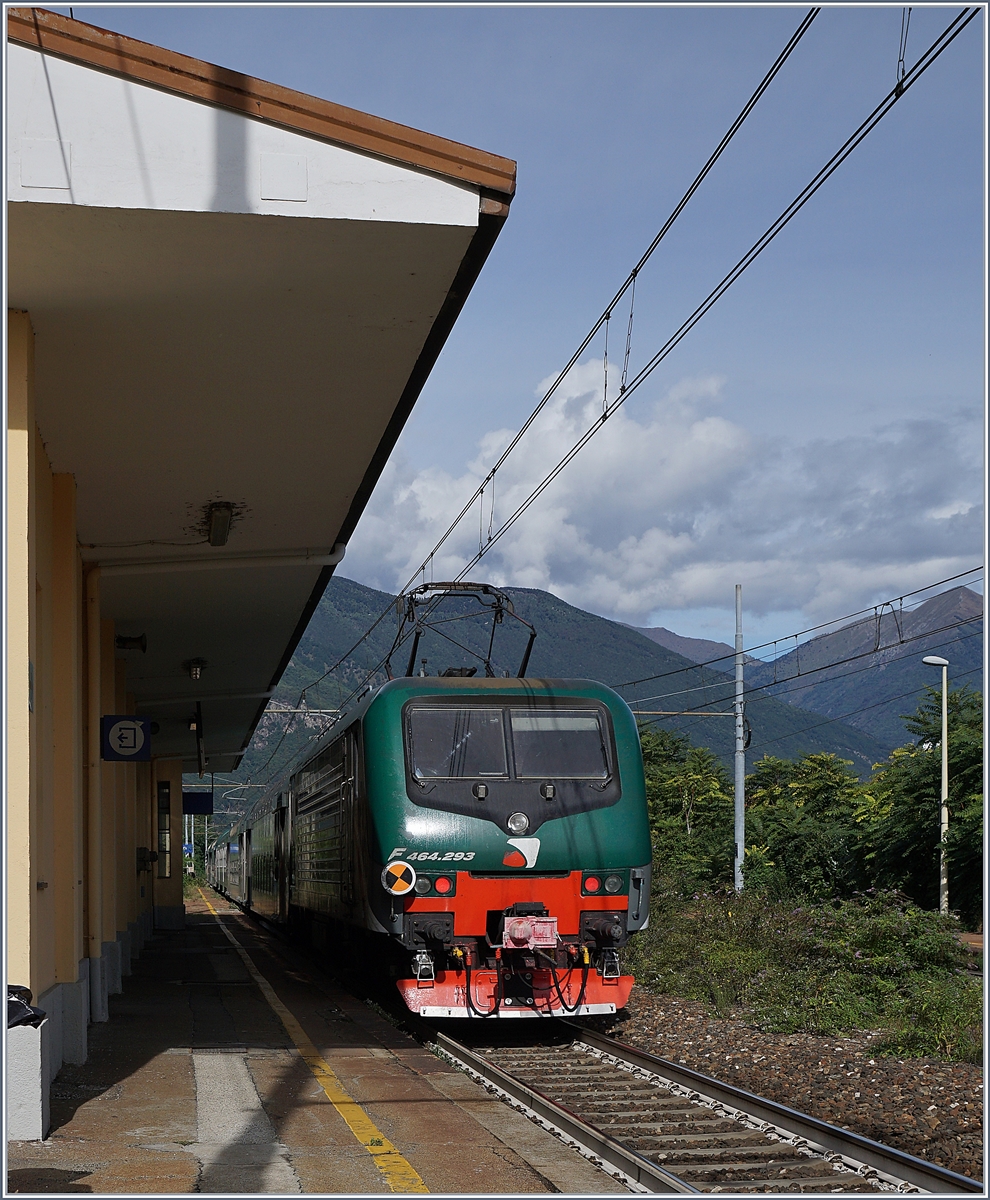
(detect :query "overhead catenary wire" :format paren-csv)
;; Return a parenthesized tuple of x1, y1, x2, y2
(270, 566, 983, 792)
(257, 560, 981, 789)
(732, 625, 983, 710)
(237, 10, 821, 783)
(244, 7, 977, 788)
(632, 628, 983, 737)
(235, 616, 982, 813)
(754, 664, 982, 752)
(441, 8, 980, 594)
(259, 584, 983, 800)
(897, 6, 914, 91)
(284, 13, 840, 743)
(616, 567, 983, 690)
(388, 7, 822, 599)
(629, 616, 982, 718)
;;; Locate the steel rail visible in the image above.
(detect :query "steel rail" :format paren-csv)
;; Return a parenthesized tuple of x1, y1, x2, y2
(568, 1023, 983, 1194)
(434, 1031, 699, 1194)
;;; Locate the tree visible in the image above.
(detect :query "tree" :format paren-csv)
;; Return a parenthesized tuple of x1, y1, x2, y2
(640, 727, 734, 894)
(743, 752, 864, 901)
(860, 686, 983, 928)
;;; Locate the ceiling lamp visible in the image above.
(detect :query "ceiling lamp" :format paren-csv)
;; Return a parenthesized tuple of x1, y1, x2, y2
(115, 634, 147, 653)
(207, 502, 234, 547)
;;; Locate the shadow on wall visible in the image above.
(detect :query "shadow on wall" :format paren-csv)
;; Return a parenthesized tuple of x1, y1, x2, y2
(212, 88, 251, 214)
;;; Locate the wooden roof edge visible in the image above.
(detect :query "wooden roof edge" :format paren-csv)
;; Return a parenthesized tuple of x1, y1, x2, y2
(7, 7, 517, 201)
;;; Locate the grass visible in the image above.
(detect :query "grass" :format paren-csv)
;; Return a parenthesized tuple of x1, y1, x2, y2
(181, 869, 206, 899)
(625, 883, 983, 1064)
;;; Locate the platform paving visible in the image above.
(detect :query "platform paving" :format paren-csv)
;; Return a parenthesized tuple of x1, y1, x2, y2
(7, 889, 627, 1195)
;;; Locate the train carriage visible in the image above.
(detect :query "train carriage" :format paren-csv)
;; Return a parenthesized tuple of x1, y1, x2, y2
(210, 674, 652, 1019)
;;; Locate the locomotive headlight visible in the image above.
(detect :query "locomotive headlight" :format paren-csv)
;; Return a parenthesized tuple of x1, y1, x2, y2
(507, 811, 530, 834)
(414, 878, 432, 894)
(604, 874, 623, 894)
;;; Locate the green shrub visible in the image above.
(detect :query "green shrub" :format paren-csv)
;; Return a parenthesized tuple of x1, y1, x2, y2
(626, 885, 982, 1062)
(873, 975, 983, 1063)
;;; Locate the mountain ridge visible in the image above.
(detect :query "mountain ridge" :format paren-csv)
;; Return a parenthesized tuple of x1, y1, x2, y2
(743, 586, 983, 748)
(232, 577, 899, 786)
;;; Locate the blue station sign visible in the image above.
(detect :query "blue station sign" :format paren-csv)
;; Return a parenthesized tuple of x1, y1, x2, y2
(182, 791, 214, 815)
(100, 716, 152, 762)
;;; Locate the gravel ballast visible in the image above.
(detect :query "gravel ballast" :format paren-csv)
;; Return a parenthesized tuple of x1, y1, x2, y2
(601, 988, 983, 1183)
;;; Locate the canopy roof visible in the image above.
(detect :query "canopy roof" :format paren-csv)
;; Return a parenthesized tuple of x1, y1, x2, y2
(7, 8, 515, 772)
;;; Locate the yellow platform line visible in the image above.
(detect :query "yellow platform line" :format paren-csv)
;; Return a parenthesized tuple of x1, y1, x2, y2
(197, 887, 429, 1193)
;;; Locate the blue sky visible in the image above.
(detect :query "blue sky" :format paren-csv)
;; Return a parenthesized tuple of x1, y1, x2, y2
(56, 5, 985, 648)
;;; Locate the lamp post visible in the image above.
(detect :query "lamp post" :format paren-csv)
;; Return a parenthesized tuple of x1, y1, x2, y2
(922, 655, 949, 915)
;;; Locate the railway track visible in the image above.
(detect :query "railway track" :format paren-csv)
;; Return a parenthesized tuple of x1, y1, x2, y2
(435, 1024, 982, 1195)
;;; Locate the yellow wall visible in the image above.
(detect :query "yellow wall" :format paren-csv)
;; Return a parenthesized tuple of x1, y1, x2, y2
(52, 474, 85, 981)
(7, 308, 157, 1002)
(31, 426, 56, 992)
(7, 310, 34, 989)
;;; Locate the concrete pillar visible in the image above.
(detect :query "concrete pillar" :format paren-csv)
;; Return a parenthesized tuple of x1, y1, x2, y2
(36, 986, 63, 1086)
(62, 962, 90, 1065)
(6, 1022, 50, 1142)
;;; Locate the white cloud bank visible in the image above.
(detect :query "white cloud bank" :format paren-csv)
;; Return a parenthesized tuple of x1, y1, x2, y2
(345, 362, 983, 627)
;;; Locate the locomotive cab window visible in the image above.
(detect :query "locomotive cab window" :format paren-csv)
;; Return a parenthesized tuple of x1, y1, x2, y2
(404, 699, 619, 832)
(509, 711, 609, 779)
(408, 707, 508, 779)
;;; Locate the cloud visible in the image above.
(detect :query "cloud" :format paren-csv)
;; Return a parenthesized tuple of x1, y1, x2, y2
(344, 362, 983, 627)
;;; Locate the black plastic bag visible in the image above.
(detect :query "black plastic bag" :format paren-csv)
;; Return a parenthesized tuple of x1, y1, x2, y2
(7, 985, 45, 1029)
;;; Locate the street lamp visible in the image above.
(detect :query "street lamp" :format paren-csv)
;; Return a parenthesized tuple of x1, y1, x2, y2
(922, 655, 949, 915)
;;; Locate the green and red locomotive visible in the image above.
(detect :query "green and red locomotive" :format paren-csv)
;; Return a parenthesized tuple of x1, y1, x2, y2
(210, 672, 652, 1018)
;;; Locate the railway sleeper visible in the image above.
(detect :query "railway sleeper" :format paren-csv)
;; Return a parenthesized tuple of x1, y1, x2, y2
(692, 1177, 880, 1193)
(520, 1077, 675, 1094)
(523, 1067, 659, 1078)
(673, 1160, 853, 1180)
(532, 1104, 739, 1123)
(584, 1105, 733, 1121)
(653, 1146, 808, 1163)
(622, 1130, 782, 1147)
(544, 1085, 710, 1103)
(581, 1118, 750, 1135)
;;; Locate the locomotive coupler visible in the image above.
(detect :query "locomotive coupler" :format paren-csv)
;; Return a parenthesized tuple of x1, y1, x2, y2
(600, 947, 621, 980)
(412, 951, 435, 984)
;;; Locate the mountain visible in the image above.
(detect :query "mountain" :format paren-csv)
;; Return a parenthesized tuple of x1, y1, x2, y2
(623, 624, 757, 668)
(743, 586, 983, 751)
(231, 577, 892, 788)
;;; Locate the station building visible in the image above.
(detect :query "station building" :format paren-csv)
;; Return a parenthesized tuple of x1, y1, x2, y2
(5, 7, 514, 1139)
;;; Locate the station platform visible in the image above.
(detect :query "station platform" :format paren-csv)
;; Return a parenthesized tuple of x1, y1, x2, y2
(7, 889, 626, 1195)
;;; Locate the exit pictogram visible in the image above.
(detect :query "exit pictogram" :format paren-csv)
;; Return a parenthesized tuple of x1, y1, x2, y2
(100, 716, 152, 761)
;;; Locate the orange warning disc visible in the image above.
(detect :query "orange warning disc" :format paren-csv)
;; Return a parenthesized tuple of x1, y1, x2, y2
(382, 861, 417, 896)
